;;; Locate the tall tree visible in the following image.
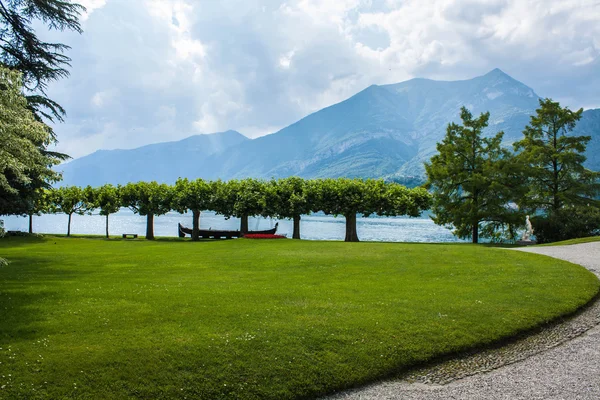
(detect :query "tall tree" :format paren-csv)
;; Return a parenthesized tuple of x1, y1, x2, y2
(425, 107, 523, 243)
(514, 98, 600, 215)
(90, 184, 121, 238)
(0, 67, 63, 216)
(0, 0, 84, 123)
(173, 178, 211, 241)
(47, 185, 91, 236)
(120, 182, 173, 240)
(264, 177, 315, 239)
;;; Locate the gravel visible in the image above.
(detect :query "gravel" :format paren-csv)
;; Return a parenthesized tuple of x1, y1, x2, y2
(326, 242, 600, 400)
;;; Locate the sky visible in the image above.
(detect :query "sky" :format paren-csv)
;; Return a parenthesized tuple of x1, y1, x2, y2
(40, 0, 600, 159)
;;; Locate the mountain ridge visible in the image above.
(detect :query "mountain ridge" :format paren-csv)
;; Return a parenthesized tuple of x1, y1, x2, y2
(59, 70, 599, 186)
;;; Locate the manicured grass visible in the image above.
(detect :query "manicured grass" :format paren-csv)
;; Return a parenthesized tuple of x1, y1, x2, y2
(538, 236, 600, 246)
(0, 237, 598, 399)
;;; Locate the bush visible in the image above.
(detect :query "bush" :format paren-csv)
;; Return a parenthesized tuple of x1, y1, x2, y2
(531, 207, 600, 244)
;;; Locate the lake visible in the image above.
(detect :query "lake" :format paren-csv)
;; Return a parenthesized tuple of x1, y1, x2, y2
(2, 210, 464, 243)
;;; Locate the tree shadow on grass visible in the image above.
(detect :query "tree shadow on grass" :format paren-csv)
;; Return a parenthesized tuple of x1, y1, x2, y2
(0, 256, 93, 344)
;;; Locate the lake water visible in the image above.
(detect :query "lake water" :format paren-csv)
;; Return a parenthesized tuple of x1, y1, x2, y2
(2, 210, 464, 243)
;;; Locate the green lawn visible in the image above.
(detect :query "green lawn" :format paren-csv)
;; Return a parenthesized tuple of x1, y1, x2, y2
(538, 236, 600, 246)
(0, 236, 598, 399)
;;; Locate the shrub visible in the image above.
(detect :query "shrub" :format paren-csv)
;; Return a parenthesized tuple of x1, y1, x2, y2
(531, 206, 600, 244)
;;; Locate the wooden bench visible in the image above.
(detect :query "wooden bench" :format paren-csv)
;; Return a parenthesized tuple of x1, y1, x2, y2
(122, 233, 138, 239)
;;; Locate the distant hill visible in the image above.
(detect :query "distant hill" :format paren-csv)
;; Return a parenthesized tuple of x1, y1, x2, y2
(59, 130, 248, 187)
(59, 70, 599, 186)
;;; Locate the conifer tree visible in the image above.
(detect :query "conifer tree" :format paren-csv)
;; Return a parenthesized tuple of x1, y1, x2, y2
(426, 107, 522, 243)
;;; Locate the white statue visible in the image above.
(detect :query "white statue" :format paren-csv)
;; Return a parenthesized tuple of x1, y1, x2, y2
(521, 215, 534, 241)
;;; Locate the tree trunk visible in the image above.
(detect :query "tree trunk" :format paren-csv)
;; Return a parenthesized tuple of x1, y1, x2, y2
(292, 215, 301, 239)
(472, 223, 479, 244)
(146, 213, 155, 240)
(240, 214, 249, 234)
(105, 214, 109, 238)
(28, 214, 33, 234)
(344, 213, 359, 242)
(192, 209, 200, 241)
(67, 213, 72, 237)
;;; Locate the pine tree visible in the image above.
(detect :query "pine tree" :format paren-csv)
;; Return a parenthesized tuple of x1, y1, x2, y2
(426, 107, 523, 243)
(514, 98, 600, 242)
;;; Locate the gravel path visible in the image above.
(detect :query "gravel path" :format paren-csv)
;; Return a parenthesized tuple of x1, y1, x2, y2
(328, 242, 600, 400)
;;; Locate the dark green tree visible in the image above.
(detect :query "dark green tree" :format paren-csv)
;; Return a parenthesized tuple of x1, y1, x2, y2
(47, 185, 92, 236)
(120, 182, 173, 240)
(264, 177, 315, 239)
(173, 178, 211, 241)
(0, 0, 84, 123)
(514, 99, 600, 242)
(425, 107, 523, 243)
(514, 98, 600, 215)
(90, 184, 121, 238)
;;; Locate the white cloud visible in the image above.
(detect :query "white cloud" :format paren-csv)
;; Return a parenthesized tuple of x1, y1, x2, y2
(44, 0, 600, 159)
(78, 0, 107, 21)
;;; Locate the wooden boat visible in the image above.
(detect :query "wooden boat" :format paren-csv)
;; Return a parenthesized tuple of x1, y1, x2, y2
(178, 222, 278, 239)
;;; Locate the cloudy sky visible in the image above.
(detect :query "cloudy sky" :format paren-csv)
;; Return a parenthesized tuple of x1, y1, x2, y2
(41, 0, 600, 159)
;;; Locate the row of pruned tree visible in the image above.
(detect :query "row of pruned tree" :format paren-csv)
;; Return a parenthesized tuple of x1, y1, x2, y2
(31, 178, 431, 242)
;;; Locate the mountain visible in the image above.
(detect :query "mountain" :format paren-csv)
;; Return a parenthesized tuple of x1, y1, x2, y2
(59, 130, 248, 187)
(59, 70, 599, 186)
(572, 109, 600, 172)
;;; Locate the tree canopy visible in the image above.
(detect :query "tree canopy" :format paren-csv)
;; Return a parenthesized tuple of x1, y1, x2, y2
(120, 181, 173, 240)
(513, 98, 600, 242)
(46, 185, 91, 236)
(514, 98, 600, 214)
(425, 107, 523, 243)
(264, 177, 316, 239)
(0, 0, 84, 122)
(0, 66, 63, 216)
(173, 178, 211, 241)
(90, 184, 121, 238)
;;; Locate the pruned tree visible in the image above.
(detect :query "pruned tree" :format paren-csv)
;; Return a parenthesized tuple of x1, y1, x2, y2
(264, 177, 315, 239)
(90, 184, 121, 238)
(211, 179, 266, 234)
(313, 178, 430, 242)
(47, 185, 92, 236)
(425, 107, 523, 243)
(173, 178, 211, 241)
(120, 181, 173, 240)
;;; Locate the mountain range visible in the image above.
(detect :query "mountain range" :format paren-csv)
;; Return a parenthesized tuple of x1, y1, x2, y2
(59, 69, 600, 187)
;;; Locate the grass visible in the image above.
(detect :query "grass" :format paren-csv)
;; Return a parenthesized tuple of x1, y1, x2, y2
(538, 236, 600, 246)
(0, 236, 598, 399)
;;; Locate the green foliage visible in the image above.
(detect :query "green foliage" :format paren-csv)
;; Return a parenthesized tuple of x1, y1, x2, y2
(0, 67, 63, 216)
(426, 107, 523, 243)
(172, 178, 211, 214)
(90, 184, 121, 216)
(46, 185, 92, 236)
(47, 185, 91, 216)
(120, 181, 173, 217)
(0, 0, 84, 122)
(313, 178, 431, 241)
(531, 206, 600, 244)
(514, 98, 600, 216)
(0, 236, 598, 399)
(120, 181, 173, 240)
(264, 177, 314, 219)
(173, 178, 212, 241)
